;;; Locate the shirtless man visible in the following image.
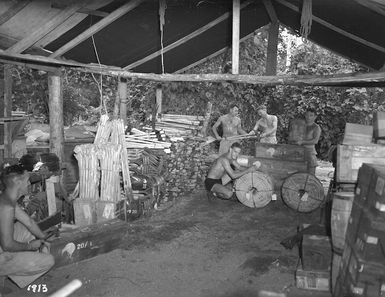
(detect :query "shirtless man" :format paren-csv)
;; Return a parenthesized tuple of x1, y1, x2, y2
(204, 142, 260, 200)
(296, 108, 321, 175)
(249, 105, 278, 144)
(212, 104, 247, 155)
(0, 163, 54, 288)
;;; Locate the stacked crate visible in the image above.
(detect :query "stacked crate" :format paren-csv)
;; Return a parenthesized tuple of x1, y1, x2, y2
(334, 163, 385, 296)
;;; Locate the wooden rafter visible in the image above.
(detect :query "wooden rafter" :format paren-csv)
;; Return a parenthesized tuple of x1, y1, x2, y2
(275, 0, 385, 54)
(0, 49, 384, 86)
(263, 0, 278, 23)
(124, 0, 253, 70)
(354, 0, 385, 17)
(50, 0, 145, 58)
(0, 0, 30, 26)
(51, 3, 108, 17)
(6, 1, 91, 54)
(175, 29, 266, 74)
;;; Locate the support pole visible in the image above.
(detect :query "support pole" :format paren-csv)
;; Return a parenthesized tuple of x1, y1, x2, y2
(113, 80, 121, 119)
(119, 78, 128, 126)
(232, 0, 240, 74)
(265, 22, 279, 75)
(3, 64, 12, 158)
(155, 85, 162, 118)
(48, 71, 64, 167)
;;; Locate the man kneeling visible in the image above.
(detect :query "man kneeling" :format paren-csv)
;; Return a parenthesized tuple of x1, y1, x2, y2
(0, 164, 54, 288)
(205, 142, 260, 200)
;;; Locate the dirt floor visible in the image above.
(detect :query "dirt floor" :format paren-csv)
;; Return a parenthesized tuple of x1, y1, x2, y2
(4, 163, 335, 297)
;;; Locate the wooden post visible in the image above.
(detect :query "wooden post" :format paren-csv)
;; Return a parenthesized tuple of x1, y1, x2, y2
(48, 71, 64, 167)
(118, 78, 127, 125)
(4, 64, 12, 159)
(113, 81, 121, 119)
(232, 0, 240, 74)
(265, 22, 279, 75)
(155, 85, 162, 118)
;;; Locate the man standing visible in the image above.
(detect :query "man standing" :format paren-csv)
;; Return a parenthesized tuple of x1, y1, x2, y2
(296, 108, 321, 175)
(0, 164, 54, 289)
(205, 142, 261, 200)
(212, 104, 247, 155)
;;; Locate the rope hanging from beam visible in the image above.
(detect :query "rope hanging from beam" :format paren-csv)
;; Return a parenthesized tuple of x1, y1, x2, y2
(159, 0, 167, 74)
(300, 0, 312, 39)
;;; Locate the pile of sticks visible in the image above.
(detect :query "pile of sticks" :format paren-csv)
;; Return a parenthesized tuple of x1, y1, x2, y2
(74, 144, 100, 201)
(125, 129, 171, 151)
(155, 114, 204, 137)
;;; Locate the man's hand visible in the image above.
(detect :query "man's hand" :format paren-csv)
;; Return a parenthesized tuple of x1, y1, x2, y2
(216, 136, 222, 140)
(249, 130, 255, 135)
(252, 161, 261, 169)
(28, 239, 44, 251)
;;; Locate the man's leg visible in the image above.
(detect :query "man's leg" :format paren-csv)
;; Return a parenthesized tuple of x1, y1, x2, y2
(3, 222, 54, 288)
(211, 184, 234, 200)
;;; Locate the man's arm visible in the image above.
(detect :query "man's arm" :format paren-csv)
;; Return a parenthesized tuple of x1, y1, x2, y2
(222, 158, 256, 180)
(15, 204, 46, 240)
(212, 116, 223, 140)
(299, 125, 321, 145)
(261, 116, 277, 138)
(0, 204, 40, 252)
(249, 119, 261, 135)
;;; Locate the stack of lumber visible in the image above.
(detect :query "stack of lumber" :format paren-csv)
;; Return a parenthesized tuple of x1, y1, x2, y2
(125, 127, 171, 152)
(163, 138, 210, 201)
(334, 163, 385, 296)
(155, 114, 204, 137)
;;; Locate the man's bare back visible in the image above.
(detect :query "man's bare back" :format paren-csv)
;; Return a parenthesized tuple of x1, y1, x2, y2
(207, 155, 237, 180)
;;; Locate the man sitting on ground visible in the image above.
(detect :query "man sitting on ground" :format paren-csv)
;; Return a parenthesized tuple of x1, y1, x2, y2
(205, 142, 261, 200)
(0, 163, 54, 289)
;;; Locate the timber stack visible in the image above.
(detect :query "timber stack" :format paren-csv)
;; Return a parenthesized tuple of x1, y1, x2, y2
(152, 114, 205, 137)
(163, 138, 210, 201)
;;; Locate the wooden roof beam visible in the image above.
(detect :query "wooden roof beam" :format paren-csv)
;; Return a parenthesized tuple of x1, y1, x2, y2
(354, 0, 385, 17)
(263, 0, 278, 24)
(124, 0, 253, 70)
(51, 3, 109, 17)
(0, 0, 30, 26)
(50, 0, 145, 58)
(275, 0, 385, 54)
(6, 1, 91, 54)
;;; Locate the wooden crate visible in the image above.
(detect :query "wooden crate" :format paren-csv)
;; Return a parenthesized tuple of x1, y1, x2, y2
(336, 145, 385, 183)
(50, 219, 128, 268)
(301, 234, 332, 271)
(73, 199, 97, 227)
(343, 123, 373, 145)
(295, 266, 330, 291)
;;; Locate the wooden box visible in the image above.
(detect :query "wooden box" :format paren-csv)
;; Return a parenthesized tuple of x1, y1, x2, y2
(295, 266, 330, 291)
(73, 199, 97, 227)
(50, 219, 128, 268)
(373, 111, 385, 139)
(301, 234, 332, 271)
(336, 145, 385, 183)
(343, 123, 373, 145)
(255, 143, 306, 162)
(96, 200, 118, 222)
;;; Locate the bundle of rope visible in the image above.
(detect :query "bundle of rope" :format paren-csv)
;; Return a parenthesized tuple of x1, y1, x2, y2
(234, 172, 273, 208)
(300, 0, 312, 39)
(281, 172, 325, 213)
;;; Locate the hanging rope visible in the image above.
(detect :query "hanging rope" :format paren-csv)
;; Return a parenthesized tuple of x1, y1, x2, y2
(300, 0, 312, 40)
(159, 0, 167, 74)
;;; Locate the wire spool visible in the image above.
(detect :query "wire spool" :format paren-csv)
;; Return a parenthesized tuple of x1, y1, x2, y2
(235, 172, 273, 208)
(281, 172, 325, 213)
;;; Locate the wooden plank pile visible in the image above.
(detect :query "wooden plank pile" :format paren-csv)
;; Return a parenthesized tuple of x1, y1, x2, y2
(126, 127, 171, 152)
(73, 115, 133, 226)
(334, 163, 385, 296)
(154, 114, 205, 137)
(163, 138, 210, 201)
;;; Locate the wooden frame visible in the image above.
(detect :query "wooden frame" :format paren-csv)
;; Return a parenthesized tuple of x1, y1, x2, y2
(0, 0, 30, 26)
